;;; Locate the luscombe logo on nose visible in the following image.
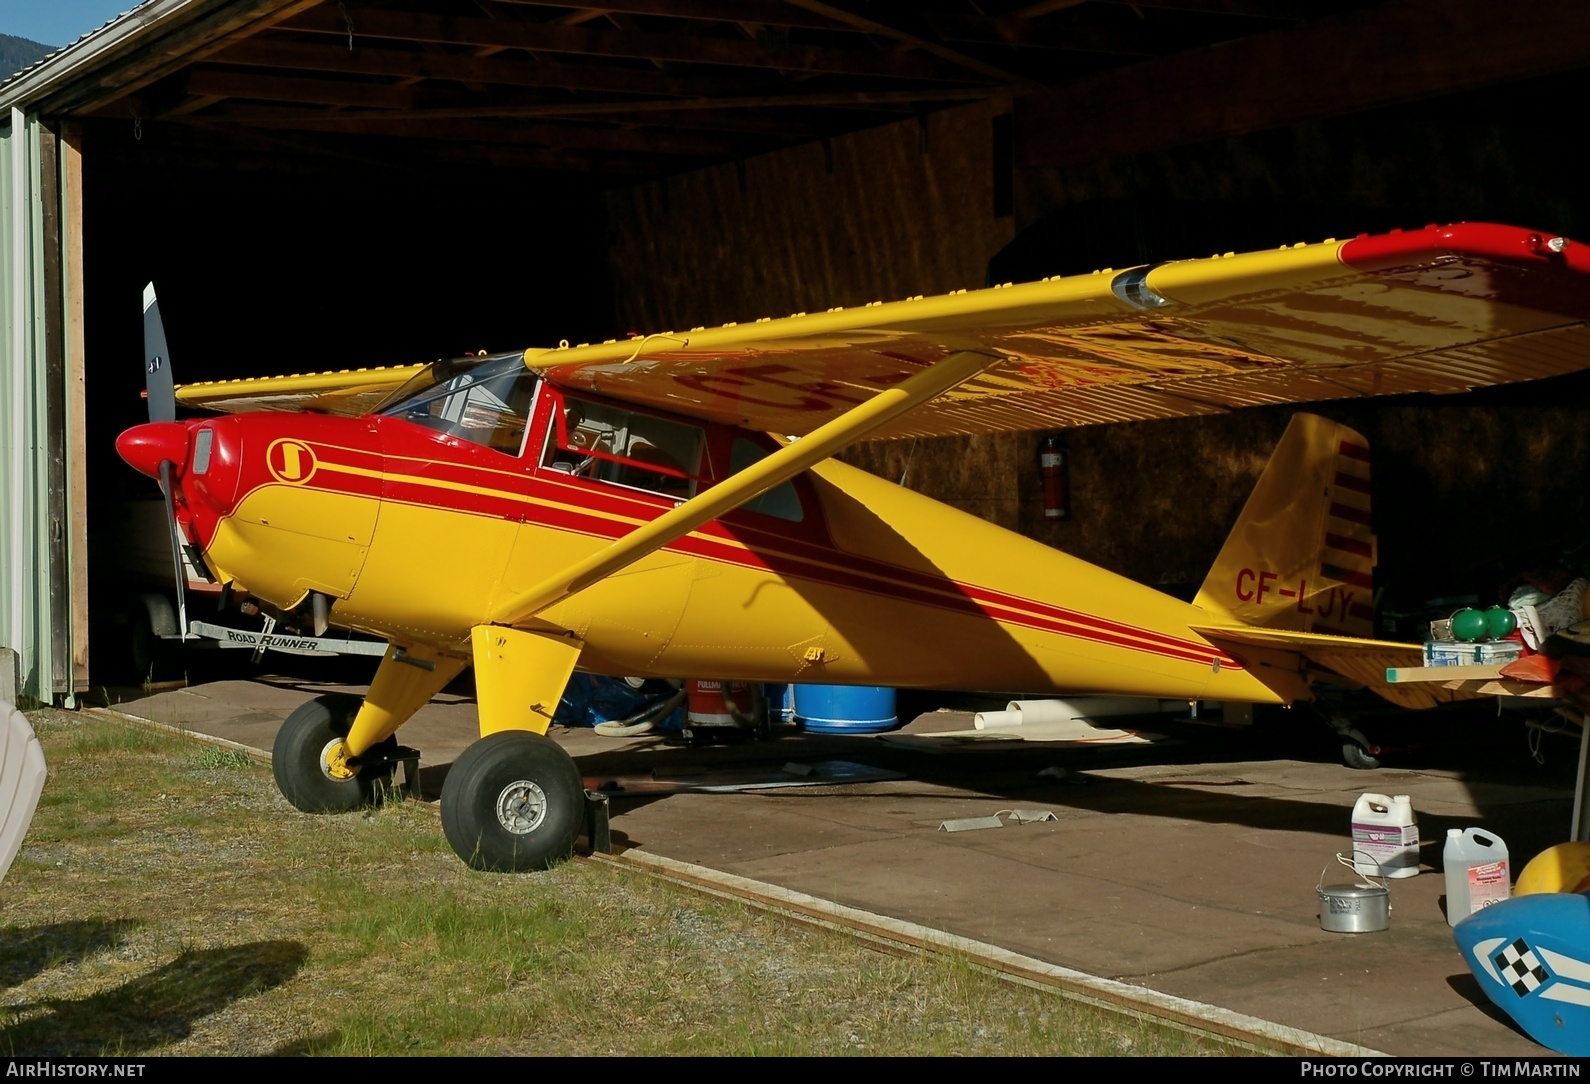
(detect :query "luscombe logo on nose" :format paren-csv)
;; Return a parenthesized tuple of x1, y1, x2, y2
(266, 438, 318, 485)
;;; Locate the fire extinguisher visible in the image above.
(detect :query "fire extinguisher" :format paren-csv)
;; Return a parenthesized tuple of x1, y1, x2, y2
(1037, 435, 1068, 520)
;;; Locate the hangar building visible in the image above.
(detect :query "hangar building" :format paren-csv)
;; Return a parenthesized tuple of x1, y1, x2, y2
(3, 0, 1589, 704)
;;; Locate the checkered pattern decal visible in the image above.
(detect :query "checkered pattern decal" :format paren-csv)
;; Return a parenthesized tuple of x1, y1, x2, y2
(1494, 938, 1552, 997)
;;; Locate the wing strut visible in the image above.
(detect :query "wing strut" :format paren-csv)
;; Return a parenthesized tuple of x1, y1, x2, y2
(486, 349, 1002, 627)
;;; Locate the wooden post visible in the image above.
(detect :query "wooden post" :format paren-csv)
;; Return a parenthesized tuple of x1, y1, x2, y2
(61, 122, 88, 697)
(37, 122, 71, 703)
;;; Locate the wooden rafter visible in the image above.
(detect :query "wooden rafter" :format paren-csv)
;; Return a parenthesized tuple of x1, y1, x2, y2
(492, 1, 855, 33)
(776, 1, 1038, 86)
(217, 36, 785, 96)
(181, 68, 422, 110)
(283, 6, 994, 83)
(166, 85, 1001, 124)
(48, 0, 1400, 181)
(40, 0, 328, 114)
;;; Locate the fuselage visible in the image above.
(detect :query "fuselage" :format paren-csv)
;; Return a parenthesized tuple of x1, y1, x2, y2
(120, 374, 1285, 705)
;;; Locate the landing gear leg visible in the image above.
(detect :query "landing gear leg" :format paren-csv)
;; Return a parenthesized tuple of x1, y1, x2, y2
(441, 625, 587, 871)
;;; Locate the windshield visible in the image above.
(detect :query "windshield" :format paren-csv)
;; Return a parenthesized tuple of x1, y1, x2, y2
(380, 353, 539, 455)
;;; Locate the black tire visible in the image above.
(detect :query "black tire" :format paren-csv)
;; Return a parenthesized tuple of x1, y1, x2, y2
(272, 694, 397, 813)
(440, 731, 584, 872)
(1342, 741, 1381, 771)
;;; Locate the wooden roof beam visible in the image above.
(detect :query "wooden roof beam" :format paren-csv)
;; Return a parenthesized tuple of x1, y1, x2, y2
(180, 67, 422, 109)
(198, 108, 751, 157)
(39, 0, 329, 115)
(183, 85, 999, 123)
(217, 36, 784, 96)
(495, 1, 854, 34)
(777, 2, 1037, 86)
(284, 6, 994, 83)
(1015, 0, 1590, 168)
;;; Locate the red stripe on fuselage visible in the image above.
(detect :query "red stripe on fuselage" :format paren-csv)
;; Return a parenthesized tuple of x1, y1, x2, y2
(228, 442, 1238, 670)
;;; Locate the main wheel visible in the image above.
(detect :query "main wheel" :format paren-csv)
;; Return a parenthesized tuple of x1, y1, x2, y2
(440, 731, 584, 872)
(272, 693, 397, 813)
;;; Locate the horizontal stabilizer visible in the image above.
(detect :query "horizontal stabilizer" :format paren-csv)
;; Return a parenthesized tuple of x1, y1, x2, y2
(1190, 624, 1460, 710)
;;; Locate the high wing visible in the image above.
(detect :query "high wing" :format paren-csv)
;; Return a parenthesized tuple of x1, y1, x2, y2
(174, 363, 427, 415)
(173, 223, 1590, 435)
(529, 222, 1590, 439)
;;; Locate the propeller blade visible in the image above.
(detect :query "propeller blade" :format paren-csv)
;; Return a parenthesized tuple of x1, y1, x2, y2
(158, 460, 190, 640)
(143, 282, 176, 424)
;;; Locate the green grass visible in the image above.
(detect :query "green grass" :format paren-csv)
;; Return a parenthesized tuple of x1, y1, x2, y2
(1, 709, 1260, 1056)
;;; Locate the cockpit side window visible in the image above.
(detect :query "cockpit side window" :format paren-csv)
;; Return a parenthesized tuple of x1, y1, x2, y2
(541, 392, 705, 499)
(728, 438, 804, 522)
(381, 355, 539, 456)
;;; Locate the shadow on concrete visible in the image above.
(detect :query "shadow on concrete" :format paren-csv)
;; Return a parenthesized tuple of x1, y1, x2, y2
(0, 940, 307, 1056)
(563, 700, 1578, 871)
(1445, 972, 1532, 1038)
(0, 920, 142, 993)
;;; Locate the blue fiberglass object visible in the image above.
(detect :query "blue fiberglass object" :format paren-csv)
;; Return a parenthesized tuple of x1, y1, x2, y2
(1452, 890, 1590, 1055)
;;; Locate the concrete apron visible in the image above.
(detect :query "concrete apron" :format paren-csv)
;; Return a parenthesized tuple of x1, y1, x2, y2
(98, 678, 1579, 1057)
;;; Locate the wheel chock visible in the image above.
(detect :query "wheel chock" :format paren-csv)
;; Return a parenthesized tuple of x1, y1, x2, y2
(583, 788, 612, 854)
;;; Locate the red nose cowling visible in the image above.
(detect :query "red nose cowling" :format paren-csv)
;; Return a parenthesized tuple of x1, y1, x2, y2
(116, 422, 190, 479)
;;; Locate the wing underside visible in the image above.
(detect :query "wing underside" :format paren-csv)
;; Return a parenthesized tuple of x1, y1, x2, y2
(170, 223, 1590, 435)
(530, 222, 1590, 439)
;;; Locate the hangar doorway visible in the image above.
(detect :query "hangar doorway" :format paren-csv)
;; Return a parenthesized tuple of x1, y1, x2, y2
(78, 118, 615, 684)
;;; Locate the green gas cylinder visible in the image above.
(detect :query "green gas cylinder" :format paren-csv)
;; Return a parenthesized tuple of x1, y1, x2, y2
(1451, 608, 1490, 642)
(1485, 606, 1517, 640)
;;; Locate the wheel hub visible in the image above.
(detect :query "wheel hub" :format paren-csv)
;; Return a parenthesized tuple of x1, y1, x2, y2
(495, 779, 548, 835)
(320, 738, 357, 782)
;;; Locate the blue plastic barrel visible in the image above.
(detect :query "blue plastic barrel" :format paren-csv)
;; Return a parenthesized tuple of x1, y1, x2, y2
(792, 684, 898, 734)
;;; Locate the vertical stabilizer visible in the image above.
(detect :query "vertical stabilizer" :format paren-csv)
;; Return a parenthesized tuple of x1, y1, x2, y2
(1193, 414, 1375, 636)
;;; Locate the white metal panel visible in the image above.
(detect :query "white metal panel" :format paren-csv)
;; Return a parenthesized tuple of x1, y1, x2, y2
(0, 111, 53, 703)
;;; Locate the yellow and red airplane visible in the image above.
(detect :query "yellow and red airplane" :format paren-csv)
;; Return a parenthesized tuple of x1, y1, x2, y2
(115, 222, 1590, 871)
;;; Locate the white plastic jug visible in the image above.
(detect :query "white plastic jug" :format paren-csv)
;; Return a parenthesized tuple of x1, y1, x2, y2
(1352, 793, 1420, 878)
(1444, 828, 1510, 926)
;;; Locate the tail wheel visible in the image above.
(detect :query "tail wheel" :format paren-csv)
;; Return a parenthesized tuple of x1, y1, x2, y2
(1335, 721, 1381, 771)
(440, 731, 584, 872)
(272, 693, 398, 813)
(1341, 728, 1382, 771)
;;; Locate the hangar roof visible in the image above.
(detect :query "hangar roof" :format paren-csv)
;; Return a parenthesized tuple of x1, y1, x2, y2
(2, 1, 1588, 180)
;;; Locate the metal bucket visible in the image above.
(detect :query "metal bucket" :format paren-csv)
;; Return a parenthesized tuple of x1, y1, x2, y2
(1319, 883, 1391, 932)
(1318, 853, 1391, 933)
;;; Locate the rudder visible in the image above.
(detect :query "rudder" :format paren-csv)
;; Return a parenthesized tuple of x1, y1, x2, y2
(1192, 414, 1376, 636)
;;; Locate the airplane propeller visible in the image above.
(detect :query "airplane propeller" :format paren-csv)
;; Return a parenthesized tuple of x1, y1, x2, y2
(142, 283, 189, 642)
(142, 283, 176, 424)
